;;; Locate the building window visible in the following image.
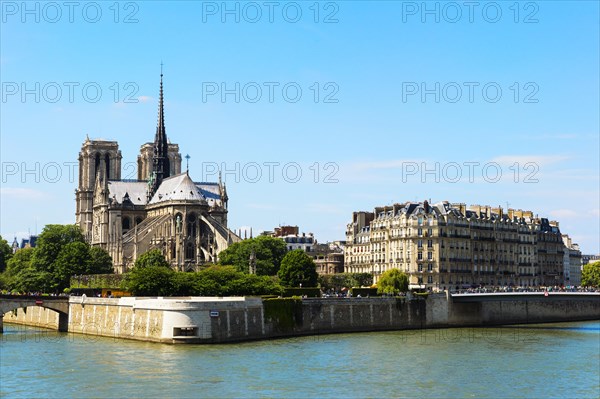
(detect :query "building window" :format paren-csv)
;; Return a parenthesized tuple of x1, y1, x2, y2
(428, 263, 433, 272)
(122, 216, 131, 230)
(418, 228, 423, 236)
(427, 276, 433, 284)
(418, 252, 423, 260)
(418, 264, 423, 272)
(428, 240, 433, 248)
(418, 240, 423, 248)
(428, 252, 433, 260)
(185, 242, 195, 260)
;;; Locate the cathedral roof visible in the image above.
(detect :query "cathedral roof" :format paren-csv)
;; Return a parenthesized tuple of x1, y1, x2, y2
(108, 181, 148, 205)
(149, 172, 208, 205)
(195, 182, 223, 207)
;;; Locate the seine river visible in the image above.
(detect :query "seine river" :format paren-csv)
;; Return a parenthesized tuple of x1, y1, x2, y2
(1, 321, 599, 398)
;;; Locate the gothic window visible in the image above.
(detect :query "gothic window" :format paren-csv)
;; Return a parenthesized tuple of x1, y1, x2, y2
(186, 242, 195, 260)
(135, 217, 143, 225)
(122, 216, 131, 231)
(186, 213, 197, 238)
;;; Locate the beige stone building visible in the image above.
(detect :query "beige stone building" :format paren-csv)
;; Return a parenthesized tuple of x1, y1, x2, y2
(75, 74, 240, 273)
(562, 234, 582, 286)
(345, 201, 566, 290)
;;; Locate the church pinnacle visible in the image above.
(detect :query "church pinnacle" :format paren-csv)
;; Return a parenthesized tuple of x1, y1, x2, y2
(150, 66, 171, 197)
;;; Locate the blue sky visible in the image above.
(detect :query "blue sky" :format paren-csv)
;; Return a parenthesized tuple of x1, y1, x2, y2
(1, 1, 599, 253)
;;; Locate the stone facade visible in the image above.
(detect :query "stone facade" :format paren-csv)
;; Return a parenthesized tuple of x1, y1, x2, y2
(562, 235, 583, 286)
(345, 201, 566, 290)
(75, 74, 240, 273)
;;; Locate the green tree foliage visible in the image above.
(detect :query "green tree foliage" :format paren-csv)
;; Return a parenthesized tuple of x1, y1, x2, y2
(134, 248, 170, 269)
(127, 265, 175, 296)
(581, 261, 600, 287)
(218, 236, 287, 276)
(0, 235, 13, 273)
(127, 264, 283, 297)
(55, 242, 91, 289)
(377, 268, 409, 295)
(30, 224, 86, 291)
(32, 224, 85, 272)
(3, 248, 48, 293)
(88, 247, 114, 274)
(319, 273, 373, 290)
(0, 225, 115, 293)
(278, 249, 318, 287)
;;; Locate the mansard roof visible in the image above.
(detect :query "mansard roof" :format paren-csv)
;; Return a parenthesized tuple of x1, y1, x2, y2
(149, 172, 208, 205)
(108, 180, 148, 205)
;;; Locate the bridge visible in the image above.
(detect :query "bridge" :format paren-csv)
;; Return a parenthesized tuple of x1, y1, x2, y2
(451, 292, 600, 303)
(0, 295, 70, 333)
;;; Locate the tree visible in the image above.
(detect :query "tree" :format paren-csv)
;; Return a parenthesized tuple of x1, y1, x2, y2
(3, 248, 39, 292)
(31, 224, 86, 290)
(581, 261, 600, 287)
(126, 265, 175, 296)
(0, 235, 13, 273)
(88, 247, 114, 274)
(1, 225, 115, 293)
(377, 269, 409, 295)
(218, 236, 288, 276)
(134, 249, 170, 269)
(54, 241, 91, 289)
(278, 249, 318, 287)
(126, 249, 173, 296)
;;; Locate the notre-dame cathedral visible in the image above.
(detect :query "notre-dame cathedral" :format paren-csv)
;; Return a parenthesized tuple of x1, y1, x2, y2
(75, 73, 241, 273)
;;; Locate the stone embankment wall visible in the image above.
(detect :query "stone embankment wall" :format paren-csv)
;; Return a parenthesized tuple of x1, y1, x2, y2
(3, 306, 60, 330)
(2, 293, 599, 343)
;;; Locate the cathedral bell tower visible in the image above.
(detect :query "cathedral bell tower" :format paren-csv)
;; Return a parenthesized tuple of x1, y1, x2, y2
(76, 137, 121, 241)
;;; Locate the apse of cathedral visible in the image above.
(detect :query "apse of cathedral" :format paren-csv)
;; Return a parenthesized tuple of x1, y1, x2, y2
(75, 73, 241, 273)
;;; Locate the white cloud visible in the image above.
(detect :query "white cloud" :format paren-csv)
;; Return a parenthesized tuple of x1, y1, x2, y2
(138, 96, 154, 103)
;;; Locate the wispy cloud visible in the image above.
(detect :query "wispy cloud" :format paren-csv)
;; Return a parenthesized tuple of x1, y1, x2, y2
(348, 159, 424, 171)
(491, 155, 570, 167)
(0, 187, 50, 200)
(549, 209, 578, 219)
(138, 96, 153, 103)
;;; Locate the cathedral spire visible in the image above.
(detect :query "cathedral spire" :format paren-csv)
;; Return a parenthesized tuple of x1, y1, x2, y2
(150, 66, 171, 197)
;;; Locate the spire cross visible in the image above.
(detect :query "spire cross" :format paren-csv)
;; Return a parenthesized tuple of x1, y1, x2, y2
(160, 61, 163, 76)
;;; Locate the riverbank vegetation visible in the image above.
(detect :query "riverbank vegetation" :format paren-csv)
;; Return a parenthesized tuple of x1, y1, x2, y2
(0, 226, 112, 293)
